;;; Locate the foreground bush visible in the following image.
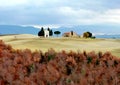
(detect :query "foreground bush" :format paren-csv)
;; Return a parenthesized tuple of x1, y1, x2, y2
(0, 40, 120, 85)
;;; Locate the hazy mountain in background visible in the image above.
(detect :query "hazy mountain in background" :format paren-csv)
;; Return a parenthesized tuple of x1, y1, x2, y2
(0, 25, 39, 35)
(53, 25, 120, 36)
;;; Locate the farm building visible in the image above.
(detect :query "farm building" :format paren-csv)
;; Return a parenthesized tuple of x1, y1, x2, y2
(62, 31, 79, 37)
(44, 29, 49, 38)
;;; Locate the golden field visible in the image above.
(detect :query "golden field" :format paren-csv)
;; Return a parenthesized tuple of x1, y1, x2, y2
(0, 34, 120, 57)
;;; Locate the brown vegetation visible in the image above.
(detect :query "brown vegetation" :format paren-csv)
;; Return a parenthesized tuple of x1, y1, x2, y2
(0, 40, 120, 85)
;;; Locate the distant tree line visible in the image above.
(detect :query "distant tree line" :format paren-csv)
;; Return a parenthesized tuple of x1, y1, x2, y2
(38, 27, 61, 37)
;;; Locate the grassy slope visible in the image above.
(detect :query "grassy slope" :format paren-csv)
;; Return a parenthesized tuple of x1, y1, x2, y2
(0, 34, 120, 57)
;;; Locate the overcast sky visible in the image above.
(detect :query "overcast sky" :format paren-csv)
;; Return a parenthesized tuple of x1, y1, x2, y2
(0, 0, 120, 27)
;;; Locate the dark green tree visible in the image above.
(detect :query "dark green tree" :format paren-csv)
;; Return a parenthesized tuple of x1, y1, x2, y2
(47, 27, 53, 36)
(47, 27, 50, 31)
(54, 31, 61, 37)
(49, 30, 53, 36)
(83, 32, 89, 38)
(87, 32, 92, 37)
(71, 31, 73, 36)
(83, 31, 92, 38)
(38, 27, 44, 36)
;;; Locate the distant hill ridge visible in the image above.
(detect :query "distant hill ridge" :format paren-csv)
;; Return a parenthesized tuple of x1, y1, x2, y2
(53, 25, 120, 35)
(0, 25, 39, 35)
(0, 25, 120, 36)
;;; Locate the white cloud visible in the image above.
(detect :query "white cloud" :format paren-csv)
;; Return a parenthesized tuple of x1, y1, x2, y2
(33, 24, 60, 29)
(0, 0, 62, 8)
(58, 7, 120, 25)
(59, 6, 97, 16)
(93, 9, 120, 24)
(0, 0, 28, 7)
(57, 7, 99, 25)
(0, 0, 120, 26)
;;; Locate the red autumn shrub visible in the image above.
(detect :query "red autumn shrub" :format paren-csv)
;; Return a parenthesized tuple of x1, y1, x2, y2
(0, 40, 120, 85)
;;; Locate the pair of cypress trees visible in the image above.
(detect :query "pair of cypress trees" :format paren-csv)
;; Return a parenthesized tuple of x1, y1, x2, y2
(38, 27, 53, 36)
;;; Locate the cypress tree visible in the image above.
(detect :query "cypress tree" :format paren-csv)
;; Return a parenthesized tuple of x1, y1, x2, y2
(38, 27, 44, 36)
